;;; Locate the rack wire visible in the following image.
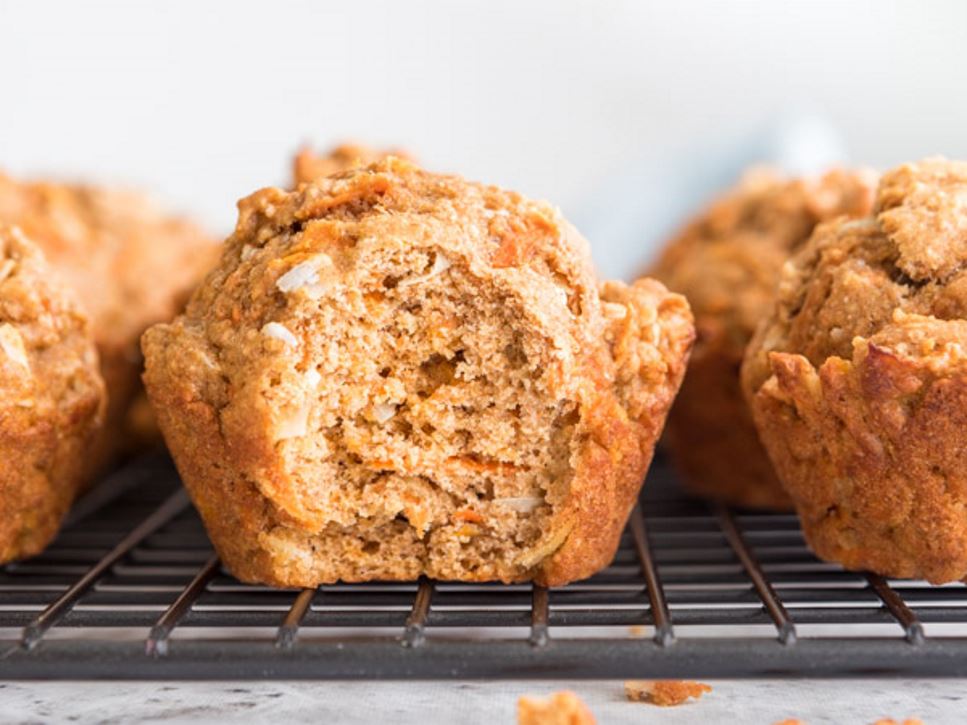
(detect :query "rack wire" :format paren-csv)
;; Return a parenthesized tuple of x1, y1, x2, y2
(2, 453, 966, 679)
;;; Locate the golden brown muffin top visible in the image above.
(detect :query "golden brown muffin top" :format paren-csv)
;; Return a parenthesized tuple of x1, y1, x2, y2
(0, 173, 219, 358)
(194, 156, 600, 356)
(653, 167, 875, 352)
(743, 157, 967, 395)
(292, 143, 413, 186)
(0, 224, 105, 426)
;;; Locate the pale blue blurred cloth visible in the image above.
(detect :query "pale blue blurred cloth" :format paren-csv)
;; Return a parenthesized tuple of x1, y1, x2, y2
(573, 115, 850, 281)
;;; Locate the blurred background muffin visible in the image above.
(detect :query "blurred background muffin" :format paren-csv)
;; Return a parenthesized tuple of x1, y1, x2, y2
(0, 175, 219, 472)
(650, 168, 875, 508)
(0, 225, 105, 562)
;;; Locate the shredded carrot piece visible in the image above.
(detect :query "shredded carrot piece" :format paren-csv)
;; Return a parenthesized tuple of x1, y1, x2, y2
(491, 212, 558, 268)
(365, 459, 395, 470)
(444, 456, 519, 475)
(453, 509, 484, 524)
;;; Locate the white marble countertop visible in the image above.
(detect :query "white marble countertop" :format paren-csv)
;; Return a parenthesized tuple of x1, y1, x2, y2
(2, 679, 964, 724)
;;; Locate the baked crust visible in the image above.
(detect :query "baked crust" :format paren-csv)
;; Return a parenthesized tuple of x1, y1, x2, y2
(292, 143, 412, 186)
(0, 175, 219, 469)
(743, 157, 967, 582)
(652, 168, 875, 508)
(143, 158, 693, 586)
(0, 226, 105, 563)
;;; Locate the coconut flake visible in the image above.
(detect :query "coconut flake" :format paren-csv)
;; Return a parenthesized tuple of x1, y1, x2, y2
(399, 254, 451, 287)
(304, 368, 321, 388)
(0, 324, 29, 370)
(431, 254, 451, 274)
(601, 301, 627, 321)
(840, 218, 878, 232)
(277, 261, 320, 293)
(494, 496, 543, 513)
(261, 322, 298, 347)
(516, 521, 574, 568)
(276, 403, 310, 440)
(240, 244, 258, 261)
(196, 349, 220, 371)
(0, 259, 15, 284)
(301, 283, 328, 300)
(372, 402, 398, 423)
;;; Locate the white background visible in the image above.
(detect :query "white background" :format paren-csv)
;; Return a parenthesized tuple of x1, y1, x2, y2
(2, 0, 966, 271)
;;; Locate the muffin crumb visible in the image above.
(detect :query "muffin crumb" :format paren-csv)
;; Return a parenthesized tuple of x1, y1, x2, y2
(624, 679, 712, 706)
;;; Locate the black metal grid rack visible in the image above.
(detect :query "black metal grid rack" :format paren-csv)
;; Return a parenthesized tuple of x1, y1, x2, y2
(2, 453, 966, 679)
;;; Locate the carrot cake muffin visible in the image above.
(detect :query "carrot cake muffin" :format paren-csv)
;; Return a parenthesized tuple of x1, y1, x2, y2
(651, 168, 875, 508)
(143, 158, 693, 586)
(0, 174, 219, 471)
(292, 143, 412, 186)
(743, 158, 967, 582)
(0, 225, 105, 563)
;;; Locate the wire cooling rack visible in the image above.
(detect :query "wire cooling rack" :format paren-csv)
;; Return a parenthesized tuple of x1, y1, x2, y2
(1, 452, 966, 679)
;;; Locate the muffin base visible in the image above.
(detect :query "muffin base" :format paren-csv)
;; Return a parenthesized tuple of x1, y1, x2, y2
(144, 280, 693, 587)
(752, 334, 967, 583)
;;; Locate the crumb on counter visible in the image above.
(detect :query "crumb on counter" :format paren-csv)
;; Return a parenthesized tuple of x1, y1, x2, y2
(870, 719, 924, 725)
(517, 690, 596, 724)
(624, 679, 712, 706)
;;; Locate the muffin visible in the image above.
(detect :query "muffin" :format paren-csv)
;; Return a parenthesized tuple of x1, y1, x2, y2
(292, 143, 412, 186)
(743, 158, 967, 582)
(0, 225, 106, 563)
(0, 175, 219, 470)
(651, 168, 875, 508)
(143, 158, 694, 586)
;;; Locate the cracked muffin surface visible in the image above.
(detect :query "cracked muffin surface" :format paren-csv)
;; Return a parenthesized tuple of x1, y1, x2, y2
(743, 157, 967, 582)
(0, 174, 219, 470)
(0, 226, 105, 563)
(142, 158, 693, 586)
(651, 168, 875, 508)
